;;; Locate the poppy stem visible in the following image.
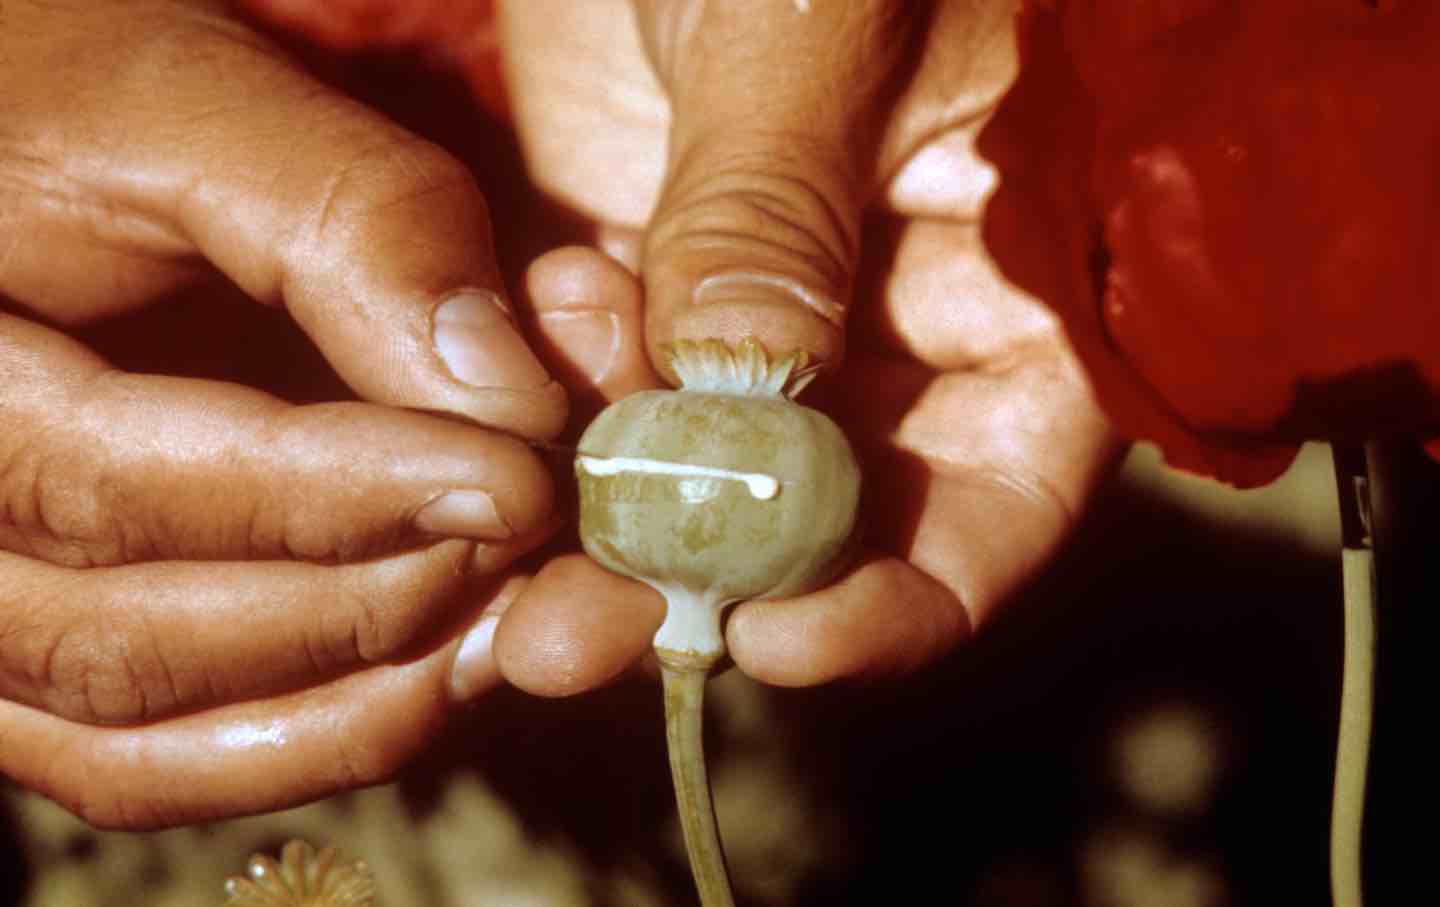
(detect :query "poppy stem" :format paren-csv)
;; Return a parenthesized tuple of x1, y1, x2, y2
(659, 658, 736, 907)
(1330, 443, 1378, 907)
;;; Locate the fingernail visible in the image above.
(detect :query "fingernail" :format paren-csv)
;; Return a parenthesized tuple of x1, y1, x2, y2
(449, 616, 500, 701)
(537, 308, 622, 385)
(434, 290, 552, 390)
(694, 272, 846, 326)
(414, 491, 514, 541)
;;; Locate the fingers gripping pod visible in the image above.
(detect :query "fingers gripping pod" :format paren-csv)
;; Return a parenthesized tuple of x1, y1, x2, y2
(575, 338, 860, 905)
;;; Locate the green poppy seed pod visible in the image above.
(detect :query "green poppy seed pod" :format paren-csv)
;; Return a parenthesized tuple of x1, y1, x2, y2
(576, 338, 861, 666)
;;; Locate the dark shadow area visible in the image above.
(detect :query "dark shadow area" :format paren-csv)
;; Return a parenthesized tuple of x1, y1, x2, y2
(399, 464, 1351, 906)
(1361, 441, 1436, 907)
(410, 678, 685, 906)
(0, 799, 32, 907)
(771, 471, 1344, 906)
(73, 286, 352, 405)
(1230, 362, 1440, 448)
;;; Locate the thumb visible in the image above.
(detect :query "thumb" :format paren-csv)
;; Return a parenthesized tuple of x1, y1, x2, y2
(636, 0, 911, 378)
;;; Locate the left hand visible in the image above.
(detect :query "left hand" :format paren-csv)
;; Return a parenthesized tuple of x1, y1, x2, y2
(0, 0, 565, 828)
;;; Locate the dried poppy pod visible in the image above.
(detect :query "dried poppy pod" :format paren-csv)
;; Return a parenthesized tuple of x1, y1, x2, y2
(576, 337, 861, 667)
(575, 338, 860, 907)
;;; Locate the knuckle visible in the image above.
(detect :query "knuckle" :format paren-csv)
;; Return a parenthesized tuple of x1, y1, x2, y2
(652, 143, 857, 287)
(243, 494, 341, 565)
(0, 432, 137, 567)
(37, 608, 165, 726)
(40, 725, 189, 830)
(302, 134, 485, 253)
(329, 580, 419, 666)
(62, 780, 175, 832)
(329, 545, 470, 664)
(349, 594, 394, 664)
(241, 407, 398, 564)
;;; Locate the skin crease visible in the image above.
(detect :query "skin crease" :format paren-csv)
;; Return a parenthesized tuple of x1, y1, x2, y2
(0, 0, 1116, 828)
(493, 0, 1117, 693)
(0, 0, 563, 828)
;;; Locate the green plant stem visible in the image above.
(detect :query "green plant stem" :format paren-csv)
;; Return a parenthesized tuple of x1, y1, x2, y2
(659, 659, 736, 907)
(1330, 442, 1380, 907)
(1332, 546, 1374, 907)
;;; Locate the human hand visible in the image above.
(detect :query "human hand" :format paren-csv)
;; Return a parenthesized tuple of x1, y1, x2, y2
(0, 0, 566, 827)
(489, 0, 1122, 694)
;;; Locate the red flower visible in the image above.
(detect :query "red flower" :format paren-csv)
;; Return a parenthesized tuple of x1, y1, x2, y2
(983, 0, 1440, 485)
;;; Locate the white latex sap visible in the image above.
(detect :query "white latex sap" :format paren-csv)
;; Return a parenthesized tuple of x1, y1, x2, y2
(576, 455, 780, 500)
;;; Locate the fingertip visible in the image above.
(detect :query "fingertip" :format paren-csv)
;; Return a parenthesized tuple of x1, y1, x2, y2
(426, 288, 571, 440)
(726, 556, 972, 687)
(632, 1, 910, 386)
(448, 572, 530, 703)
(649, 274, 846, 384)
(525, 245, 661, 411)
(527, 246, 640, 309)
(637, 140, 857, 385)
(0, 644, 459, 830)
(492, 554, 663, 697)
(464, 429, 557, 539)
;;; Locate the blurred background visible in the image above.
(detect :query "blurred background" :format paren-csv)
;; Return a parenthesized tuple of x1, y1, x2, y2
(7, 440, 1413, 907)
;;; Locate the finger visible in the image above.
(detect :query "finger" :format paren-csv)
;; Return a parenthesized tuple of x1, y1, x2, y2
(725, 554, 968, 686)
(0, 542, 545, 726)
(721, 252, 1118, 687)
(633, 0, 912, 379)
(5, 2, 564, 437)
(492, 554, 664, 697)
(0, 313, 552, 567)
(176, 42, 568, 439)
(843, 219, 1122, 522)
(722, 462, 1071, 686)
(723, 421, 1084, 686)
(523, 245, 662, 426)
(487, 371, 1090, 693)
(0, 627, 491, 830)
(724, 350, 1115, 686)
(446, 571, 530, 701)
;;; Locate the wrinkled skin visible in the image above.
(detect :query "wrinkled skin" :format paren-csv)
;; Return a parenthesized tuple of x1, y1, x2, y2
(0, 0, 567, 828)
(488, 0, 1116, 698)
(0, 0, 1114, 828)
(984, 0, 1440, 485)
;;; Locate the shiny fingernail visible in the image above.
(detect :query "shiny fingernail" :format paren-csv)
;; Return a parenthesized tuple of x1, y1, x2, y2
(694, 272, 846, 325)
(449, 616, 500, 702)
(537, 308, 622, 385)
(414, 491, 514, 541)
(434, 290, 552, 390)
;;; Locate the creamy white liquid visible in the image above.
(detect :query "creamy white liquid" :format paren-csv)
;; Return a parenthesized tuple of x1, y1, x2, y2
(577, 455, 780, 500)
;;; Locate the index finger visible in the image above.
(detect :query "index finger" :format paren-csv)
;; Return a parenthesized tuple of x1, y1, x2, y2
(4, 2, 565, 438)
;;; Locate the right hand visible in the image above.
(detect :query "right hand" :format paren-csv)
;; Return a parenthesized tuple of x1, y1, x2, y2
(489, 0, 1122, 694)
